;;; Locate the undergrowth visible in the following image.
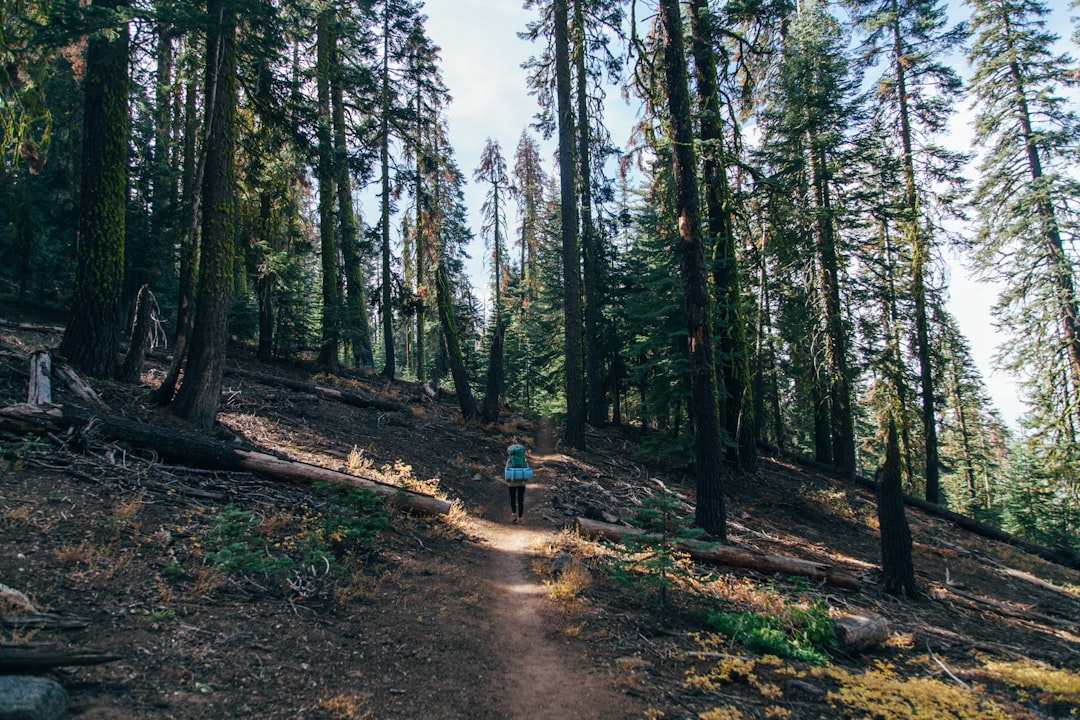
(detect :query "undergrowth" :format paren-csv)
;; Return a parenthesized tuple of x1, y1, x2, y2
(202, 482, 389, 587)
(702, 580, 836, 664)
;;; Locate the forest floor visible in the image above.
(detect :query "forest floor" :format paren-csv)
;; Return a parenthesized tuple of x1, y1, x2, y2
(1, 309, 1079, 719)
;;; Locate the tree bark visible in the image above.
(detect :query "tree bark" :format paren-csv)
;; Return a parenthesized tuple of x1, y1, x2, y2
(575, 517, 859, 589)
(435, 264, 478, 419)
(481, 315, 506, 423)
(170, 0, 237, 430)
(315, 9, 342, 373)
(659, 0, 727, 539)
(59, 0, 130, 379)
(28, 350, 51, 405)
(554, 0, 586, 449)
(834, 613, 890, 652)
(688, 0, 756, 472)
(876, 420, 918, 597)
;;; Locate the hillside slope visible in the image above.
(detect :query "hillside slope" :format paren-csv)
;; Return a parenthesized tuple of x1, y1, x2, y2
(1, 318, 1078, 719)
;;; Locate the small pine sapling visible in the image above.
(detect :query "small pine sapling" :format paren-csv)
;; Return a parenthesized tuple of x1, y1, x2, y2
(607, 483, 704, 613)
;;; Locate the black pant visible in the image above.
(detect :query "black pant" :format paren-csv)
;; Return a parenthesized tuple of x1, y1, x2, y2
(508, 485, 525, 517)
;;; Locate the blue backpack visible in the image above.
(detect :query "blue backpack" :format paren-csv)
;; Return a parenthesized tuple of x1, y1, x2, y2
(505, 444, 532, 482)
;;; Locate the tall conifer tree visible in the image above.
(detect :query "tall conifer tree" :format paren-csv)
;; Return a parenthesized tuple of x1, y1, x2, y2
(60, 0, 130, 378)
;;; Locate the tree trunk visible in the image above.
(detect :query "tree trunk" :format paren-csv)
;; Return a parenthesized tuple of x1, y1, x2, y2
(809, 143, 855, 479)
(435, 264, 478, 419)
(889, 9, 941, 503)
(223, 367, 405, 412)
(554, 0, 586, 449)
(688, 0, 756, 472)
(481, 315, 506, 423)
(876, 420, 918, 597)
(659, 0, 727, 540)
(153, 69, 200, 405)
(28, 350, 51, 405)
(834, 613, 890, 652)
(59, 0, 129, 379)
(573, 0, 606, 428)
(0, 647, 123, 671)
(332, 23, 373, 369)
(379, 9, 396, 379)
(171, 0, 237, 430)
(315, 9, 342, 373)
(118, 284, 155, 383)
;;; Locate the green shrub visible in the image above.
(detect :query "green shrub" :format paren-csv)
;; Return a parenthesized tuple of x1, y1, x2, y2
(704, 587, 835, 664)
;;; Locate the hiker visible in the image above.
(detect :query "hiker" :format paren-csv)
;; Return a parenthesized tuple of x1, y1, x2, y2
(504, 442, 531, 523)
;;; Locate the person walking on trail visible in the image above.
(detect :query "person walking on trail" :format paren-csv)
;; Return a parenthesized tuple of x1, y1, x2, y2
(504, 443, 531, 523)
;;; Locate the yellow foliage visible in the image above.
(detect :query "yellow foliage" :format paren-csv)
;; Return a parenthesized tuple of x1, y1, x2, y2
(699, 707, 745, 720)
(981, 658, 1080, 706)
(823, 665, 1011, 720)
(685, 654, 756, 692)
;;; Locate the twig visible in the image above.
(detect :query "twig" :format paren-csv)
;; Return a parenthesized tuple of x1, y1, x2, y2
(927, 643, 970, 689)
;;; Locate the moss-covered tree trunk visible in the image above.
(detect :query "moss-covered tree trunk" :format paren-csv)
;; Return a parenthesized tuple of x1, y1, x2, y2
(59, 0, 130, 379)
(171, 0, 236, 430)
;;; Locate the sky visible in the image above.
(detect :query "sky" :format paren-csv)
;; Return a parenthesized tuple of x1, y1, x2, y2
(418, 0, 1079, 430)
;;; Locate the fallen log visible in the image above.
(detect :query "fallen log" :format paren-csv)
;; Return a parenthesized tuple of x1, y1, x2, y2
(0, 646, 123, 671)
(0, 403, 451, 516)
(0, 319, 65, 334)
(776, 446, 1080, 571)
(0, 614, 90, 631)
(834, 613, 890, 652)
(575, 517, 860, 589)
(53, 363, 107, 408)
(224, 367, 406, 413)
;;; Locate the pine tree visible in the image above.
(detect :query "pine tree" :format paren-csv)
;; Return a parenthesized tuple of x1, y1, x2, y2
(315, 8, 343, 372)
(688, 0, 756, 471)
(849, 0, 966, 503)
(757, 0, 862, 478)
(657, 0, 727, 539)
(370, 0, 424, 379)
(967, 0, 1080, 499)
(172, 0, 238, 429)
(553, 0, 587, 448)
(59, 0, 130, 379)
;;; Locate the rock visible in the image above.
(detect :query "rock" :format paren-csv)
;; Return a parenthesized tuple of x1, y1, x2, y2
(0, 585, 37, 615)
(551, 550, 572, 577)
(0, 676, 68, 720)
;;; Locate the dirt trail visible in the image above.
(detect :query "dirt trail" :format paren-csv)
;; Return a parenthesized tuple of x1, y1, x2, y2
(466, 419, 644, 719)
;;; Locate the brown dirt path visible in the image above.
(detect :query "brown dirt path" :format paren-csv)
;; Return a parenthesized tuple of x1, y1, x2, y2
(463, 418, 645, 719)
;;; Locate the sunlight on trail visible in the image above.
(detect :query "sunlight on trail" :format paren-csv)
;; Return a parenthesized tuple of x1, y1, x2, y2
(495, 580, 547, 595)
